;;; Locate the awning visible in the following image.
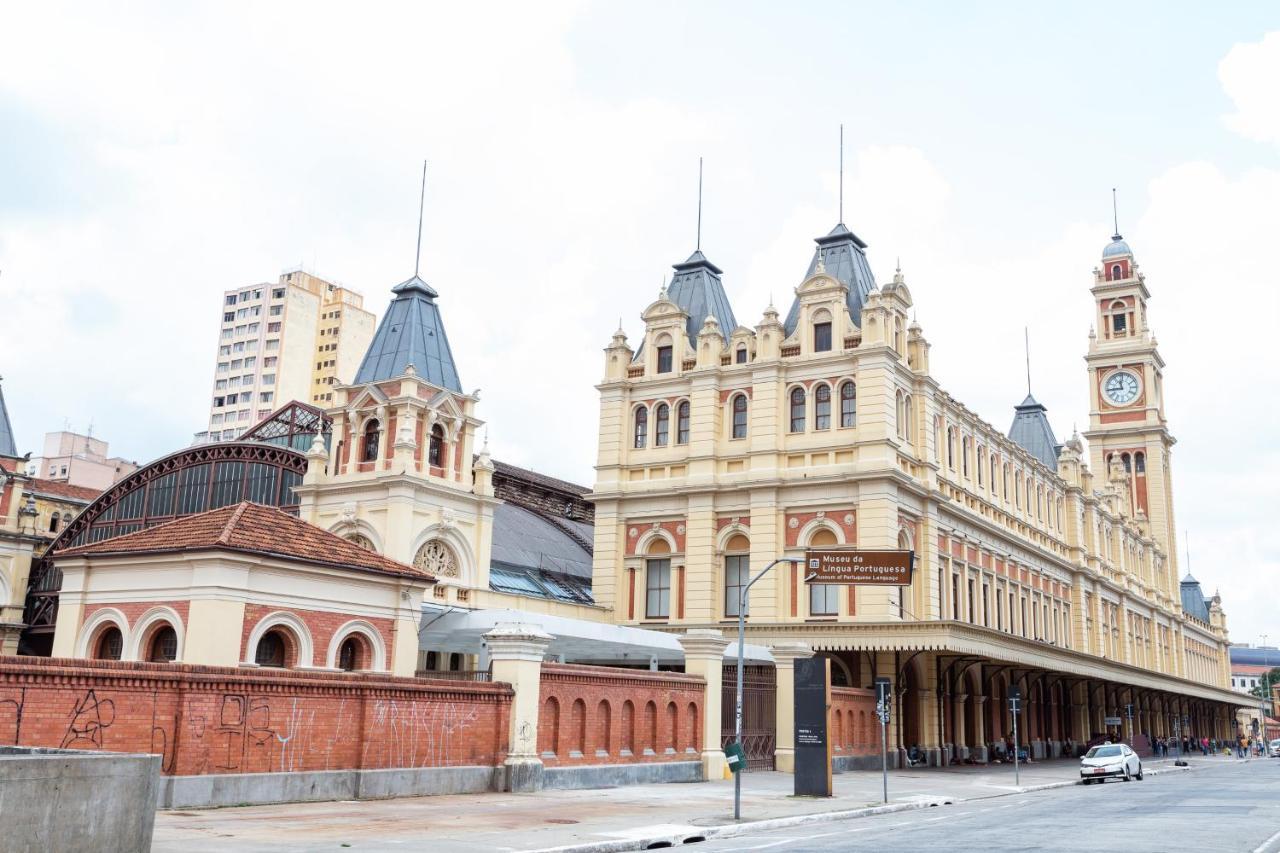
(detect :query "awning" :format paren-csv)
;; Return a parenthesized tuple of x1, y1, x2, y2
(419, 603, 775, 666)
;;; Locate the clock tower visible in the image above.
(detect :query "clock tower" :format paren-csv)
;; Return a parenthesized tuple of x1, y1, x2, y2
(1083, 229, 1178, 585)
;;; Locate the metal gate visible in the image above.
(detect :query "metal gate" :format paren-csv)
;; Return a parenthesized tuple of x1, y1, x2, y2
(722, 664, 776, 771)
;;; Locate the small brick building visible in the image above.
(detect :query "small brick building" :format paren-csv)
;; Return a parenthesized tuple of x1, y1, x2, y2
(50, 501, 433, 676)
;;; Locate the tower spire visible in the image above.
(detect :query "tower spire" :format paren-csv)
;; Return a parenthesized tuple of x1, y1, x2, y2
(696, 157, 703, 252)
(414, 160, 427, 278)
(839, 123, 844, 224)
(1111, 187, 1121, 240)
(1024, 326, 1032, 395)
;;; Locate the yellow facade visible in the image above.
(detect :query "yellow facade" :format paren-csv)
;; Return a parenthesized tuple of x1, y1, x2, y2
(591, 229, 1241, 758)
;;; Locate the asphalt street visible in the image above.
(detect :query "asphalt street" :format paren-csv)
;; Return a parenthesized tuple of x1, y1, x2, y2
(695, 759, 1280, 853)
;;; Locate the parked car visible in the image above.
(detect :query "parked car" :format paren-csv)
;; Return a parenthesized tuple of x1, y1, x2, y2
(1080, 743, 1143, 783)
(1269, 739, 1280, 757)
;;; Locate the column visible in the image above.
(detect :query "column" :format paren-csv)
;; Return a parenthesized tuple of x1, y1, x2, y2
(973, 697, 989, 762)
(770, 641, 813, 773)
(952, 693, 968, 761)
(485, 622, 554, 792)
(679, 629, 730, 780)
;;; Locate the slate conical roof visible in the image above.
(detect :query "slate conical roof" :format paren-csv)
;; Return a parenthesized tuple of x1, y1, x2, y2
(667, 250, 737, 343)
(353, 275, 461, 392)
(1008, 393, 1061, 471)
(785, 223, 877, 335)
(1179, 573, 1211, 623)
(0, 380, 18, 458)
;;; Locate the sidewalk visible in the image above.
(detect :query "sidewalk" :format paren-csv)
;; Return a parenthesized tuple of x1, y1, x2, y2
(153, 755, 1209, 852)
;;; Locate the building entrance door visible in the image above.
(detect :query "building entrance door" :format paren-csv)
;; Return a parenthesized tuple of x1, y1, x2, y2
(722, 664, 776, 771)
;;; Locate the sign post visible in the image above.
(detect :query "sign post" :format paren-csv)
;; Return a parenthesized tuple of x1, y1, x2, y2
(794, 656, 832, 797)
(732, 557, 800, 821)
(1009, 685, 1022, 787)
(875, 677, 891, 804)
(804, 549, 915, 586)
(1125, 703, 1134, 744)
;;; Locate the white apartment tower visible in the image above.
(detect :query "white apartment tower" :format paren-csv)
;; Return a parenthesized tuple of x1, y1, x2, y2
(195, 269, 375, 443)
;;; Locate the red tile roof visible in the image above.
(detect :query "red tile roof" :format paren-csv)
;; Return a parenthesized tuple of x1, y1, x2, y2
(27, 478, 100, 503)
(57, 502, 432, 581)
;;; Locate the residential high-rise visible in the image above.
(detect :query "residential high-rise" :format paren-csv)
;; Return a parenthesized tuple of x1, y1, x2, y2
(194, 269, 375, 443)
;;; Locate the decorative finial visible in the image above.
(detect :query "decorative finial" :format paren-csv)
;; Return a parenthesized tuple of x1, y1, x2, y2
(815, 247, 826, 274)
(1024, 326, 1032, 396)
(414, 160, 427, 278)
(659, 273, 668, 300)
(696, 156, 703, 252)
(838, 123, 844, 224)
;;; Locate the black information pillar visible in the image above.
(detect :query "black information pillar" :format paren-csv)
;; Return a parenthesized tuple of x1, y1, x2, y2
(794, 656, 832, 797)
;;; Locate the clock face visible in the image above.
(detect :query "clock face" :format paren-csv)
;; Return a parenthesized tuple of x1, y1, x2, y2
(1104, 370, 1140, 405)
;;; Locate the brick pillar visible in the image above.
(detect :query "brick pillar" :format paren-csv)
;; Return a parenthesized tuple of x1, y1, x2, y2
(485, 622, 553, 792)
(770, 641, 812, 773)
(679, 629, 730, 780)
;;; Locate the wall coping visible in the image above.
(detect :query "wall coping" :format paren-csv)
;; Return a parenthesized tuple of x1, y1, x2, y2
(831, 685, 876, 699)
(0, 655, 513, 702)
(540, 663, 705, 690)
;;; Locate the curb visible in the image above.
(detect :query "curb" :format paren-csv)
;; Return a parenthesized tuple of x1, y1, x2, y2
(524, 762, 1201, 853)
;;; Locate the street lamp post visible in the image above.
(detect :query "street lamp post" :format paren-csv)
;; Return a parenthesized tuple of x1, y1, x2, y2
(733, 557, 801, 821)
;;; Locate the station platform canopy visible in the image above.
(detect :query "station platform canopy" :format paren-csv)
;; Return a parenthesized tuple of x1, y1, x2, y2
(419, 603, 774, 667)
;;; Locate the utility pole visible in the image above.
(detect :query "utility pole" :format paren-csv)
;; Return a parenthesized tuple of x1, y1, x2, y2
(875, 677, 892, 803)
(732, 557, 800, 821)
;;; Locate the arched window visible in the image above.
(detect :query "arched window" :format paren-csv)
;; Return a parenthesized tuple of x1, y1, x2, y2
(736, 345, 748, 364)
(789, 387, 806, 433)
(839, 382, 856, 428)
(1121, 452, 1131, 472)
(814, 384, 831, 430)
(255, 629, 287, 667)
(724, 533, 750, 618)
(633, 407, 648, 449)
(1108, 300, 1129, 336)
(962, 436, 971, 477)
(977, 447, 985, 486)
(428, 424, 445, 468)
(894, 317, 903, 353)
(344, 532, 375, 552)
(147, 625, 178, 663)
(946, 428, 956, 469)
(95, 626, 123, 660)
(362, 420, 380, 462)
(338, 636, 362, 671)
(49, 513, 60, 533)
(655, 403, 670, 447)
(1111, 264, 1122, 280)
(808, 528, 839, 615)
(731, 394, 748, 440)
(1134, 452, 1145, 473)
(676, 401, 690, 444)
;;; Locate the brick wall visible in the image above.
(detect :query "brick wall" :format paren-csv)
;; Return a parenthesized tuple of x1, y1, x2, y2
(537, 664, 704, 767)
(238, 603, 395, 669)
(829, 685, 879, 756)
(0, 656, 511, 776)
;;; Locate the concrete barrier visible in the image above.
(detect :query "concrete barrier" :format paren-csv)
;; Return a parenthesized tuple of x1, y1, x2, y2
(0, 746, 160, 853)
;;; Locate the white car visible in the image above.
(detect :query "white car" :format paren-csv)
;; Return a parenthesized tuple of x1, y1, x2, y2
(1080, 743, 1143, 783)
(1269, 739, 1280, 758)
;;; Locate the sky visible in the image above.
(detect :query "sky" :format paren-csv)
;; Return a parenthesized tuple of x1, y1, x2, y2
(0, 2, 1276, 643)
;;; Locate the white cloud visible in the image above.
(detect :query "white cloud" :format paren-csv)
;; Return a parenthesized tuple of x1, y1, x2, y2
(1220, 31, 1280, 144)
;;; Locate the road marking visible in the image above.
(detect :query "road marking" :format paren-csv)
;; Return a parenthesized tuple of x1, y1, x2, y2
(1252, 827, 1280, 853)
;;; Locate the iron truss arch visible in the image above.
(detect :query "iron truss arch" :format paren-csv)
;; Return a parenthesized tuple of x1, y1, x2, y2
(20, 441, 311, 654)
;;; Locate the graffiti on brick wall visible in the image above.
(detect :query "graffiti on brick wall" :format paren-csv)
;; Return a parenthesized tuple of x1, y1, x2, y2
(60, 689, 115, 749)
(0, 686, 23, 744)
(372, 698, 479, 768)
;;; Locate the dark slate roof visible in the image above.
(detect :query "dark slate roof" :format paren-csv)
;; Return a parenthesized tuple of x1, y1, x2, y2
(0, 381, 16, 458)
(1180, 573, 1211, 623)
(490, 502, 591, 580)
(785, 223, 878, 335)
(1230, 646, 1280, 666)
(667, 250, 737, 343)
(1008, 393, 1061, 470)
(353, 276, 461, 392)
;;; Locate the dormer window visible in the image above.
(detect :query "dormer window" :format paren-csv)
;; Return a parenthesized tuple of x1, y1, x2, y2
(656, 345, 673, 373)
(813, 322, 832, 352)
(736, 345, 748, 364)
